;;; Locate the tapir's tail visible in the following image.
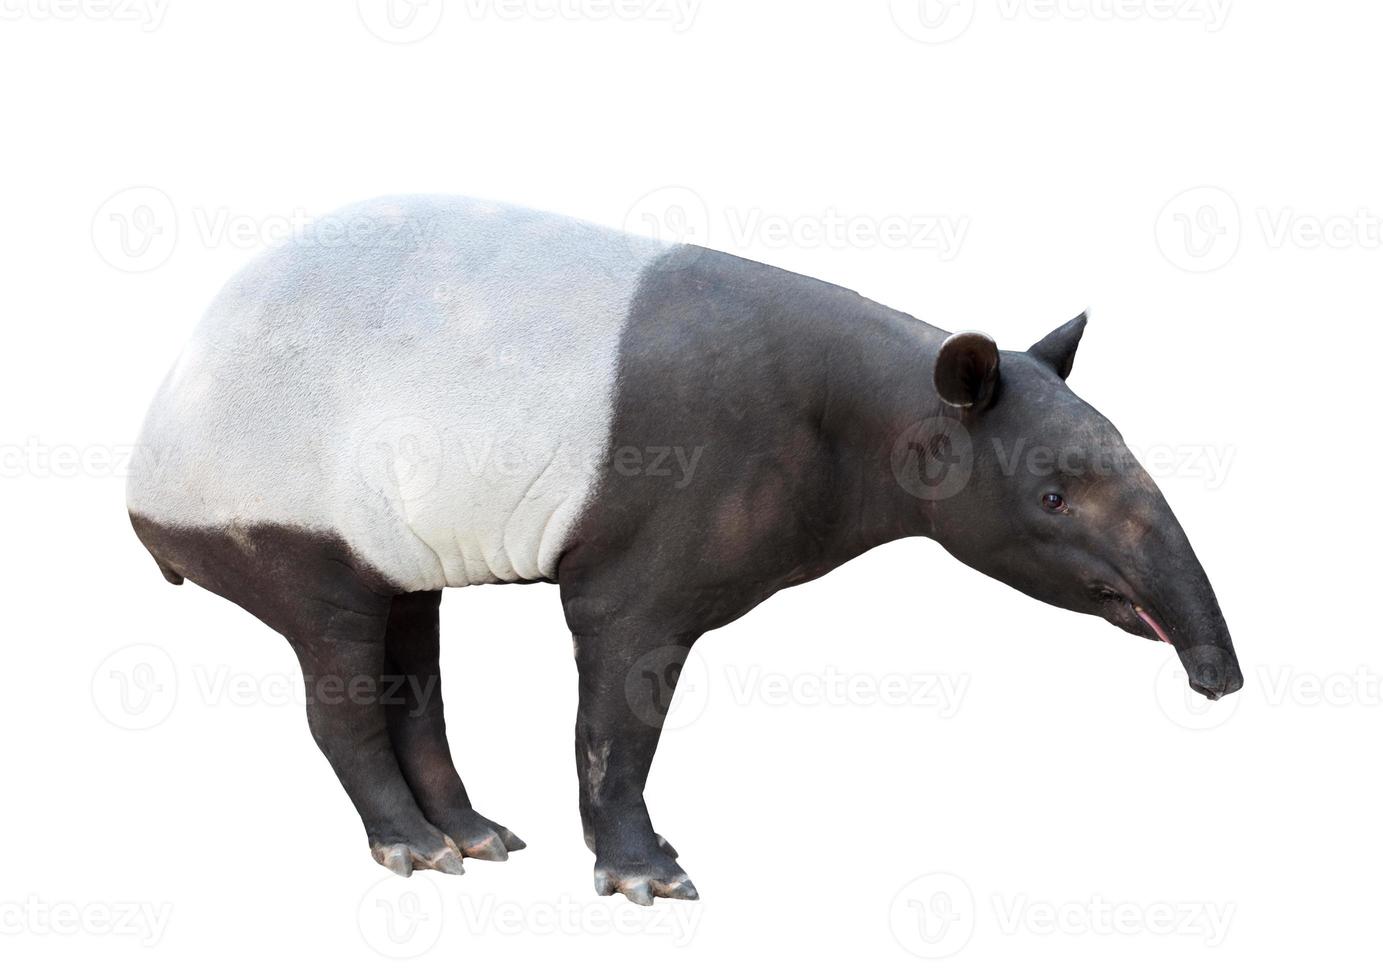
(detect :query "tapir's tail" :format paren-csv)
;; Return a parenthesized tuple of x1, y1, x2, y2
(153, 557, 185, 586)
(128, 510, 185, 585)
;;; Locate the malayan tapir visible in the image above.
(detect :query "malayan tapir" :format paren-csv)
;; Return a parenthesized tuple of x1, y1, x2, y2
(127, 195, 1243, 905)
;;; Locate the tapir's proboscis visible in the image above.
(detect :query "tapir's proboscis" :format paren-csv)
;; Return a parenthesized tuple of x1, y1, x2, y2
(128, 196, 1243, 905)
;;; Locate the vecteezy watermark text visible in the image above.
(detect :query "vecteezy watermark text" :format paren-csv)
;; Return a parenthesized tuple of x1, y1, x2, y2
(0, 0, 170, 30)
(891, 0, 1232, 45)
(356, 0, 700, 43)
(891, 871, 1233, 959)
(0, 896, 173, 947)
(725, 665, 968, 717)
(627, 187, 969, 260)
(1157, 185, 1383, 272)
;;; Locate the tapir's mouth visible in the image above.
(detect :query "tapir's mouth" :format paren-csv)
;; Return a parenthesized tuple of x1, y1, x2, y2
(1087, 578, 1241, 701)
(1133, 605, 1172, 644)
(1090, 584, 1171, 645)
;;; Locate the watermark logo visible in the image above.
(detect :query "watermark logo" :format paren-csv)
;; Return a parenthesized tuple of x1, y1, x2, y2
(625, 645, 709, 730)
(1155, 185, 1241, 273)
(91, 186, 178, 273)
(1159, 662, 1383, 729)
(890, 872, 976, 958)
(1257, 206, 1383, 252)
(892, 873, 1234, 956)
(891, 0, 1232, 42)
(623, 659, 971, 731)
(91, 644, 178, 731)
(992, 893, 1234, 945)
(93, 655, 447, 726)
(626, 187, 968, 260)
(357, 875, 445, 958)
(452, 0, 700, 31)
(990, 438, 1237, 491)
(995, 0, 1232, 30)
(0, 438, 144, 479)
(624, 185, 711, 270)
(456, 893, 702, 942)
(92, 191, 447, 276)
(889, 0, 977, 43)
(356, 0, 445, 43)
(0, 896, 173, 946)
(892, 417, 974, 501)
(1154, 652, 1239, 731)
(1260, 666, 1383, 708)
(352, 415, 446, 504)
(610, 444, 704, 488)
(0, 0, 171, 30)
(1159, 185, 1383, 272)
(725, 207, 967, 256)
(725, 666, 969, 717)
(892, 427, 1234, 501)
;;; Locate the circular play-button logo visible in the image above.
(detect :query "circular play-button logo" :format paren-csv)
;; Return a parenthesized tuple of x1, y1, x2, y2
(356, 0, 444, 44)
(891, 417, 973, 501)
(1155, 186, 1241, 273)
(889, 872, 976, 958)
(352, 415, 446, 505)
(357, 874, 445, 958)
(1154, 652, 1239, 731)
(889, 0, 976, 44)
(624, 645, 709, 731)
(91, 186, 178, 273)
(91, 643, 178, 730)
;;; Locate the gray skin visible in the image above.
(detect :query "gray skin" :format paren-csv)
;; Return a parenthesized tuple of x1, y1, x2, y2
(559, 247, 1242, 902)
(131, 244, 1242, 906)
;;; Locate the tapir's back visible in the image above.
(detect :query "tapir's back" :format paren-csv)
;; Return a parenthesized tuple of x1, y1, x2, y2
(128, 196, 671, 589)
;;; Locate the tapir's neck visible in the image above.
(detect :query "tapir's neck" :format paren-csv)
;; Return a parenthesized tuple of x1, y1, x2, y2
(808, 295, 952, 556)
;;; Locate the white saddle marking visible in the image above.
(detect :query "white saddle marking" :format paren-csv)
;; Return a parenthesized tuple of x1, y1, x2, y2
(128, 196, 669, 588)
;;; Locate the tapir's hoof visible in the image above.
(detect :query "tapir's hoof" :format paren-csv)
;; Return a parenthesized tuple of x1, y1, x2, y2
(370, 833, 466, 877)
(594, 855, 699, 905)
(439, 807, 527, 862)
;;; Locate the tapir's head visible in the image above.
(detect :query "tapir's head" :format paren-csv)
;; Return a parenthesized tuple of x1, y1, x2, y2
(922, 313, 1242, 700)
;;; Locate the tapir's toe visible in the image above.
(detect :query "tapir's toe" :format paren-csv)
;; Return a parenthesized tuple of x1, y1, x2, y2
(438, 808, 527, 862)
(370, 833, 466, 877)
(594, 854, 699, 905)
(654, 875, 699, 901)
(462, 832, 509, 862)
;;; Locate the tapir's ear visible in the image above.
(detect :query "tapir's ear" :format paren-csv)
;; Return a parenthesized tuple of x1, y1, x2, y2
(1027, 310, 1087, 380)
(934, 331, 1000, 409)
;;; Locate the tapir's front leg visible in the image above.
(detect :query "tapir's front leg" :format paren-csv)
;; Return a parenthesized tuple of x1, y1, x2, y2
(573, 625, 701, 905)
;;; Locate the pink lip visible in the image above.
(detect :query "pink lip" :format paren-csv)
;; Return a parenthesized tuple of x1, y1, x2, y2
(1134, 605, 1172, 644)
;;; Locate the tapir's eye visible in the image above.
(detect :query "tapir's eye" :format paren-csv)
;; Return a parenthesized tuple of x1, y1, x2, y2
(1041, 492, 1068, 513)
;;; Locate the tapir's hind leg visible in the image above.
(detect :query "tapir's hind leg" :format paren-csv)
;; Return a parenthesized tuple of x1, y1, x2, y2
(383, 590, 526, 861)
(292, 623, 467, 877)
(128, 517, 467, 877)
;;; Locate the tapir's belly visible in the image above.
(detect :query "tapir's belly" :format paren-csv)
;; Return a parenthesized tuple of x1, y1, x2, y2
(127, 197, 669, 589)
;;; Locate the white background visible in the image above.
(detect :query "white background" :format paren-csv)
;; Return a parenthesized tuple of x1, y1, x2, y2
(2, 1, 1377, 976)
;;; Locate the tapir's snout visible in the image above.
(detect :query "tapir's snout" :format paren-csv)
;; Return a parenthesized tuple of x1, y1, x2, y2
(1091, 557, 1242, 702)
(1117, 491, 1243, 703)
(1181, 643, 1244, 701)
(1146, 584, 1242, 702)
(1085, 512, 1244, 702)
